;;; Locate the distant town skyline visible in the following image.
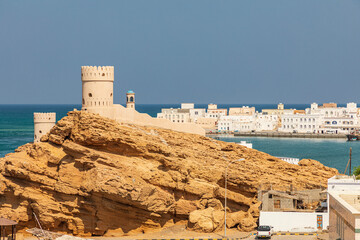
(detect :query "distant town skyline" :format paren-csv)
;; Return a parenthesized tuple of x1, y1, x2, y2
(1, 0, 360, 104)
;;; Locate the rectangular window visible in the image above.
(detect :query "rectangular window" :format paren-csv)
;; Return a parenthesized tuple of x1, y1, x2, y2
(274, 200, 281, 209)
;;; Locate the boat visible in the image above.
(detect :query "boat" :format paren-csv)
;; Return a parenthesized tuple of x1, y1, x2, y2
(346, 131, 360, 141)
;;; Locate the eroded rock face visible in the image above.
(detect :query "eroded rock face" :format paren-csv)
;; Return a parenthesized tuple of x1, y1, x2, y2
(0, 111, 338, 236)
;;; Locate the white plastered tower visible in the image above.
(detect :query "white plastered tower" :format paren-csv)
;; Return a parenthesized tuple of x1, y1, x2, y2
(126, 90, 135, 109)
(81, 66, 114, 109)
(33, 112, 56, 142)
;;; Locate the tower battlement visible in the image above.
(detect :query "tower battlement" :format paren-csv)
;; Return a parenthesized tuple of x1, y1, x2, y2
(34, 112, 56, 123)
(81, 66, 114, 81)
(33, 112, 56, 143)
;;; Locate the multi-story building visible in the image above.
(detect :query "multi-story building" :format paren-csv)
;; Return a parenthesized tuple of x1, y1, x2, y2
(157, 103, 206, 123)
(256, 114, 279, 131)
(280, 114, 322, 133)
(280, 102, 360, 134)
(205, 104, 227, 119)
(217, 115, 255, 132)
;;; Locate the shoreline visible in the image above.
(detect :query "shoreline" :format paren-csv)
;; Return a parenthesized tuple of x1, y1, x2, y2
(207, 132, 347, 139)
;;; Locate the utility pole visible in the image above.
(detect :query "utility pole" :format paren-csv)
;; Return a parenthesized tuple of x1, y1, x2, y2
(349, 147, 352, 176)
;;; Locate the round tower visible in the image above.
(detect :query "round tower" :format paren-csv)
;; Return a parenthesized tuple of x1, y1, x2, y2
(126, 90, 135, 109)
(81, 66, 114, 109)
(33, 112, 56, 143)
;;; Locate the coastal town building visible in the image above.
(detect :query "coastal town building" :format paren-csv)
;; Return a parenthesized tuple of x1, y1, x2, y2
(157, 103, 206, 123)
(33, 112, 56, 142)
(156, 101, 360, 135)
(205, 104, 227, 118)
(229, 106, 255, 116)
(279, 114, 321, 133)
(262, 103, 295, 115)
(279, 102, 360, 134)
(217, 115, 255, 132)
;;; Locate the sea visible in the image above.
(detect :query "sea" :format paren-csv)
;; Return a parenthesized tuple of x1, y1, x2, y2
(0, 103, 357, 173)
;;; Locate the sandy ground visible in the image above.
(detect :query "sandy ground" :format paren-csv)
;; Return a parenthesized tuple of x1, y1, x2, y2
(22, 225, 329, 240)
(94, 225, 251, 239)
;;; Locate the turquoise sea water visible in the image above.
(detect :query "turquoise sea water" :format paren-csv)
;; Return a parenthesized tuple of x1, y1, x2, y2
(216, 136, 357, 174)
(0, 103, 356, 173)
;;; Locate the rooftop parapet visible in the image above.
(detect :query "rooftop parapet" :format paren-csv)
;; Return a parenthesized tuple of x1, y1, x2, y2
(34, 112, 56, 123)
(81, 66, 114, 82)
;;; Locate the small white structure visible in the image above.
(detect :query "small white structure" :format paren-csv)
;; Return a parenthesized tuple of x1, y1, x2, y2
(237, 141, 252, 148)
(276, 157, 299, 165)
(33, 112, 56, 143)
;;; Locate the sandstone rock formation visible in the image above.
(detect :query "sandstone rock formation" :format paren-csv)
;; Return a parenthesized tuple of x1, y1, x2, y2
(0, 111, 338, 236)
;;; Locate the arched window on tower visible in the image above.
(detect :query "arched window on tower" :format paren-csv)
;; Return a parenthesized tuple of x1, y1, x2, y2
(130, 96, 134, 102)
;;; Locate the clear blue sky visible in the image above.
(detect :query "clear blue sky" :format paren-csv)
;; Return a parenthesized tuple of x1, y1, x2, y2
(1, 0, 359, 104)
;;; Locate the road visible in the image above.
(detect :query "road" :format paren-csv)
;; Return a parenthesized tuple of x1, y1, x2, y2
(247, 235, 318, 240)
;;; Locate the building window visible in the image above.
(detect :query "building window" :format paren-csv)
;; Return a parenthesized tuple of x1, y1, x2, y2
(274, 200, 281, 209)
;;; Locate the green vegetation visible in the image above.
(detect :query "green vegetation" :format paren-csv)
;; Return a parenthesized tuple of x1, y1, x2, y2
(353, 166, 360, 179)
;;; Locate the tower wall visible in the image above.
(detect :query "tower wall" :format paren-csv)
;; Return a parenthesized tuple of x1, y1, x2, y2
(34, 112, 56, 142)
(81, 66, 114, 109)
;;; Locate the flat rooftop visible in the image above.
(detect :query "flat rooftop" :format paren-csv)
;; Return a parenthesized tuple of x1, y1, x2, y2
(340, 194, 360, 211)
(329, 190, 360, 214)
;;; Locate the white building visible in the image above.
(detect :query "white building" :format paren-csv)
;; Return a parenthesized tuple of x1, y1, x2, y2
(255, 114, 279, 131)
(328, 176, 360, 240)
(205, 104, 227, 119)
(157, 103, 206, 123)
(279, 102, 360, 134)
(217, 113, 279, 132)
(279, 114, 321, 133)
(217, 115, 255, 132)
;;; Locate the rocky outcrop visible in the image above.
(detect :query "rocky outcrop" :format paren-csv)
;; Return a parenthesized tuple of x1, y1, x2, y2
(0, 111, 338, 236)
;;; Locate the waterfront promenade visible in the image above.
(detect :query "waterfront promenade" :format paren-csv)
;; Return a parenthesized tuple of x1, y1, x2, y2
(208, 132, 346, 139)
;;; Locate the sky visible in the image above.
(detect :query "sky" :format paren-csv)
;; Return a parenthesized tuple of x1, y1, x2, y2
(0, 0, 360, 105)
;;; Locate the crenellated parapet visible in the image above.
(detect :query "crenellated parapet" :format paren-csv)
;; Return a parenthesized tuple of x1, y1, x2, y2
(34, 112, 56, 123)
(81, 66, 114, 82)
(33, 112, 56, 142)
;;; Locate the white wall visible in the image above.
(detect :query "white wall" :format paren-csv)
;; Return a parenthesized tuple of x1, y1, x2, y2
(259, 211, 329, 232)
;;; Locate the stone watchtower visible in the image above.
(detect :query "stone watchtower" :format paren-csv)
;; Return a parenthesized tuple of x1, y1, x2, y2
(81, 66, 114, 110)
(33, 112, 56, 143)
(126, 90, 135, 109)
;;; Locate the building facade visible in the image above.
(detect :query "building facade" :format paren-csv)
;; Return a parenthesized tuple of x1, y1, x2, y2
(328, 176, 360, 240)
